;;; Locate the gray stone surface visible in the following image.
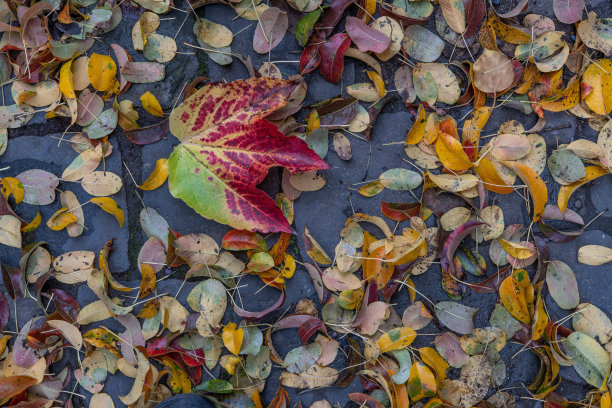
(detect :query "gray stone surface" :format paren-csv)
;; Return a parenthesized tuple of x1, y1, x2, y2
(0, 0, 611, 407)
(0, 134, 130, 273)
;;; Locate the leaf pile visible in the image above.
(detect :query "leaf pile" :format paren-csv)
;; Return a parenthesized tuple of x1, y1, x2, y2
(0, 0, 611, 406)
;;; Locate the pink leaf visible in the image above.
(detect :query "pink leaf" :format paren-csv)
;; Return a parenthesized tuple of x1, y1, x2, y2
(345, 16, 391, 53)
(553, 0, 584, 24)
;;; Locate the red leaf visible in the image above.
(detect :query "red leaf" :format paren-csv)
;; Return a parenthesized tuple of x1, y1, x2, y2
(381, 201, 420, 221)
(300, 44, 322, 75)
(221, 230, 267, 251)
(48, 289, 80, 323)
(440, 220, 485, 274)
(319, 33, 351, 83)
(465, 0, 486, 37)
(298, 317, 327, 343)
(345, 16, 391, 53)
(125, 119, 169, 145)
(168, 78, 328, 233)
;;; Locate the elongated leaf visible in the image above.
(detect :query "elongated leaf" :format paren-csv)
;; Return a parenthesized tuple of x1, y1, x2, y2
(319, 33, 351, 84)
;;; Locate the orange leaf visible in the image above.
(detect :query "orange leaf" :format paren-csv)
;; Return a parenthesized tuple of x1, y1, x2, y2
(461, 106, 492, 161)
(499, 275, 531, 324)
(474, 158, 513, 194)
(405, 104, 426, 145)
(363, 245, 394, 290)
(139, 263, 156, 298)
(503, 161, 548, 222)
(558, 166, 609, 213)
(0, 376, 37, 405)
(436, 132, 473, 171)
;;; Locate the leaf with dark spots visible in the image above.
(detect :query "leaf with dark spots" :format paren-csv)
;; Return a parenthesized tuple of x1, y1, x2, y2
(168, 77, 328, 233)
(234, 289, 285, 321)
(125, 119, 169, 145)
(0, 376, 37, 405)
(319, 33, 351, 84)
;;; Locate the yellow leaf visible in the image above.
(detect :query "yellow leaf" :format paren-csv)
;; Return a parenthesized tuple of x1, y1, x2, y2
(558, 166, 609, 213)
(280, 253, 295, 278)
(435, 132, 473, 171)
(1, 177, 24, 204)
(407, 362, 437, 401)
(488, 12, 532, 44)
(307, 109, 320, 133)
(499, 275, 531, 324)
(418, 346, 449, 384)
(139, 158, 168, 191)
(221, 355, 241, 375)
(582, 59, 612, 115)
(21, 212, 41, 233)
(88, 53, 117, 92)
(59, 59, 76, 99)
(361, 0, 376, 23)
(423, 113, 439, 145)
(502, 161, 548, 222)
(139, 263, 156, 298)
(46, 208, 78, 231)
(222, 322, 244, 355)
(532, 282, 548, 341)
(474, 158, 513, 194)
(497, 238, 535, 259)
(377, 327, 416, 353)
(539, 75, 580, 112)
(367, 70, 386, 97)
(405, 104, 426, 145)
(601, 391, 611, 408)
(90, 197, 125, 227)
(462, 106, 492, 160)
(140, 91, 164, 117)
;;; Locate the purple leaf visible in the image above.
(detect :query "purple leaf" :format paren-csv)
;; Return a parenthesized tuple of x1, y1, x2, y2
(345, 16, 391, 53)
(233, 289, 285, 321)
(553, 0, 584, 24)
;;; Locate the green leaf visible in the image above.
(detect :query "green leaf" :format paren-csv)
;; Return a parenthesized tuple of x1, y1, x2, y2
(296, 9, 321, 47)
(563, 332, 611, 388)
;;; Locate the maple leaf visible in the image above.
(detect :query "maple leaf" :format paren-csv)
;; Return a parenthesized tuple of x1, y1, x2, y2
(168, 77, 328, 233)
